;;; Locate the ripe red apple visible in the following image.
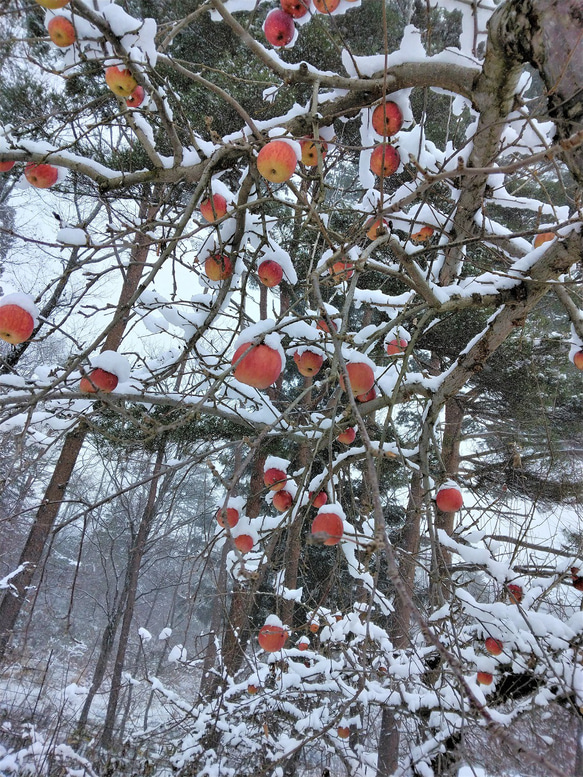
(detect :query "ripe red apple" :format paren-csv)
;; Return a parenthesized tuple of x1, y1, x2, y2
(573, 350, 583, 370)
(258, 259, 283, 287)
(264, 467, 288, 491)
(366, 218, 388, 240)
(257, 140, 297, 183)
(204, 253, 233, 281)
(337, 427, 356, 445)
(105, 66, 137, 98)
(485, 637, 503, 656)
(273, 490, 293, 511)
(310, 491, 327, 508)
(311, 511, 343, 545)
(0, 161, 14, 172)
(329, 261, 353, 283)
(200, 193, 227, 223)
(507, 584, 523, 604)
(234, 534, 254, 553)
(309, 622, 319, 633)
(316, 318, 337, 334)
(263, 9, 295, 47)
(35, 0, 69, 7)
(435, 485, 463, 512)
(216, 506, 239, 528)
(386, 338, 407, 356)
(297, 639, 309, 651)
(372, 101, 403, 136)
(477, 671, 493, 686)
(247, 684, 259, 694)
(281, 0, 310, 17)
(47, 16, 76, 47)
(339, 362, 375, 396)
(357, 387, 376, 402)
(411, 226, 434, 243)
(313, 0, 340, 12)
(80, 368, 119, 393)
(232, 342, 282, 389)
(337, 726, 350, 739)
(0, 304, 35, 344)
(294, 349, 324, 377)
(126, 85, 145, 108)
(370, 144, 400, 177)
(300, 137, 328, 166)
(258, 623, 288, 652)
(25, 162, 58, 189)
(533, 231, 555, 248)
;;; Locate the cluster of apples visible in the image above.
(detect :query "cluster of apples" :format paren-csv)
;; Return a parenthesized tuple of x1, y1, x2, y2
(215, 500, 255, 553)
(476, 586, 523, 685)
(263, 0, 359, 50)
(369, 101, 403, 179)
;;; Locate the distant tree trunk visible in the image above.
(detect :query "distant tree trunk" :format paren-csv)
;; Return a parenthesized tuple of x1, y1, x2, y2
(0, 193, 158, 662)
(434, 397, 464, 570)
(100, 444, 165, 750)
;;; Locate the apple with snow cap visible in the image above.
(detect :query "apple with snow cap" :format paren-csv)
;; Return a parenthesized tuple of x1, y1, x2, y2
(25, 163, 59, 189)
(258, 615, 288, 652)
(435, 481, 463, 512)
(311, 504, 344, 545)
(80, 350, 130, 394)
(294, 348, 324, 377)
(0, 293, 38, 345)
(257, 140, 297, 183)
(339, 360, 375, 397)
(264, 457, 289, 491)
(232, 333, 284, 390)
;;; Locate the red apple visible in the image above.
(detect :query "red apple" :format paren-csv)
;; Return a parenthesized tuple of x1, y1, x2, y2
(47, 16, 76, 47)
(126, 85, 145, 108)
(329, 261, 353, 283)
(297, 640, 309, 651)
(0, 304, 35, 344)
(337, 427, 356, 445)
(257, 140, 297, 183)
(204, 253, 233, 281)
(231, 342, 283, 389)
(573, 350, 583, 370)
(248, 684, 259, 694)
(507, 584, 523, 604)
(105, 66, 137, 98)
(264, 467, 288, 491)
(386, 338, 407, 356)
(533, 232, 555, 248)
(258, 623, 288, 652)
(411, 226, 434, 243)
(300, 136, 328, 166)
(25, 163, 58, 189)
(0, 161, 14, 172)
(309, 622, 319, 633)
(80, 368, 119, 393)
(311, 511, 343, 545)
(258, 260, 283, 287)
(281, 0, 310, 17)
(200, 193, 228, 223)
(357, 387, 376, 402)
(273, 490, 293, 511)
(485, 637, 503, 656)
(339, 362, 375, 397)
(313, 0, 340, 12)
(216, 506, 239, 528)
(366, 217, 388, 240)
(310, 491, 327, 508)
(263, 9, 295, 47)
(372, 101, 403, 136)
(316, 318, 337, 334)
(370, 144, 400, 177)
(477, 671, 493, 685)
(435, 485, 463, 512)
(337, 726, 350, 739)
(294, 349, 324, 377)
(234, 534, 254, 553)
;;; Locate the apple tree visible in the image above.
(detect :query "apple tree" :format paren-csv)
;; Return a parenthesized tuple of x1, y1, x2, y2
(1, 0, 583, 775)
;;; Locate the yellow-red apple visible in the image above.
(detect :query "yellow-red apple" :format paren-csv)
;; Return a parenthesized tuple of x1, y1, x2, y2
(258, 259, 283, 287)
(126, 85, 145, 108)
(337, 427, 356, 445)
(411, 226, 434, 243)
(339, 361, 375, 396)
(386, 337, 407, 356)
(372, 101, 403, 136)
(25, 162, 58, 189)
(264, 467, 288, 491)
(232, 342, 283, 389)
(294, 349, 324, 377)
(47, 16, 76, 47)
(300, 137, 328, 166)
(477, 671, 493, 685)
(435, 485, 463, 512)
(273, 490, 293, 511)
(311, 511, 343, 545)
(0, 304, 35, 344)
(257, 140, 297, 183)
(534, 232, 555, 248)
(263, 9, 295, 47)
(80, 368, 118, 393)
(200, 193, 227, 223)
(370, 144, 400, 177)
(485, 637, 503, 655)
(258, 623, 288, 652)
(574, 350, 583, 370)
(204, 253, 233, 281)
(105, 66, 137, 98)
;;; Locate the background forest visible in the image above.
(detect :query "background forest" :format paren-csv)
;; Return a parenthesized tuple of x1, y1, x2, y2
(1, 0, 583, 775)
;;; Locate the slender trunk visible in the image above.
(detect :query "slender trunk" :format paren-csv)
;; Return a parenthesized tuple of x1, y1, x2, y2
(100, 445, 165, 750)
